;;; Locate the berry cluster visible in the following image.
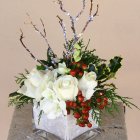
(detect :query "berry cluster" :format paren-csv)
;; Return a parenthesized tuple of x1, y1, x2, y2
(69, 62, 88, 78)
(96, 92, 108, 109)
(66, 91, 93, 128)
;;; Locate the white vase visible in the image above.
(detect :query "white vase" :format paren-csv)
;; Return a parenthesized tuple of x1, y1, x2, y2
(32, 105, 99, 140)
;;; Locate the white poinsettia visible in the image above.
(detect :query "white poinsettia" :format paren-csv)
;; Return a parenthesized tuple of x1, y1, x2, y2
(40, 88, 67, 119)
(78, 71, 97, 100)
(57, 62, 70, 75)
(53, 75, 79, 101)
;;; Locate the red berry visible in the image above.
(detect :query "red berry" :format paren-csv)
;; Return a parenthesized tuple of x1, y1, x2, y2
(86, 106, 91, 111)
(103, 100, 108, 106)
(83, 114, 89, 120)
(78, 91, 82, 96)
(96, 98, 102, 103)
(103, 97, 108, 102)
(66, 101, 70, 107)
(82, 109, 89, 114)
(82, 64, 88, 70)
(79, 123, 85, 127)
(78, 96, 84, 103)
(72, 102, 77, 108)
(70, 70, 77, 77)
(75, 69, 80, 73)
(78, 71, 84, 77)
(87, 123, 92, 128)
(87, 99, 91, 103)
(81, 102, 87, 107)
(69, 101, 73, 107)
(74, 112, 81, 119)
(98, 104, 104, 110)
(67, 109, 70, 115)
(76, 62, 81, 68)
(66, 101, 73, 107)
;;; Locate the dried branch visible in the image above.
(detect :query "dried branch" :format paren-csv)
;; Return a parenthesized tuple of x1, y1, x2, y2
(85, 39, 91, 50)
(26, 14, 51, 48)
(55, 0, 77, 40)
(79, 4, 99, 38)
(57, 15, 69, 46)
(75, 0, 86, 20)
(19, 29, 46, 66)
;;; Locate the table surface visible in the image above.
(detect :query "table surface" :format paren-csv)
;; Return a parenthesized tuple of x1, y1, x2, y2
(7, 102, 127, 140)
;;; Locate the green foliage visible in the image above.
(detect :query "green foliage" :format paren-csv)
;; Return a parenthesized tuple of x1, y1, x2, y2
(109, 56, 122, 73)
(8, 38, 139, 126)
(15, 69, 29, 87)
(9, 92, 33, 109)
(90, 86, 140, 125)
(97, 56, 123, 83)
(36, 64, 46, 70)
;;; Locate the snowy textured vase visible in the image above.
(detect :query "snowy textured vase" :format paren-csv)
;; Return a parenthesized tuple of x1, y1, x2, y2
(32, 105, 99, 140)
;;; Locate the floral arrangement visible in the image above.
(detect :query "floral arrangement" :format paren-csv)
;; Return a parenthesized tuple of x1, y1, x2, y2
(9, 0, 138, 128)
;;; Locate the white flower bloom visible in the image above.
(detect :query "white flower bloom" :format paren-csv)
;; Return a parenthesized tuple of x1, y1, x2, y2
(53, 75, 79, 101)
(40, 89, 67, 119)
(26, 68, 44, 87)
(18, 79, 36, 99)
(57, 62, 70, 75)
(18, 68, 56, 102)
(78, 71, 97, 99)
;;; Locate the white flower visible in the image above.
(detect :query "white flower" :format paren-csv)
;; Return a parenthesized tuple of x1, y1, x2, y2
(18, 69, 56, 102)
(40, 88, 67, 119)
(78, 71, 97, 100)
(26, 68, 44, 87)
(53, 75, 79, 101)
(18, 79, 36, 99)
(57, 62, 70, 75)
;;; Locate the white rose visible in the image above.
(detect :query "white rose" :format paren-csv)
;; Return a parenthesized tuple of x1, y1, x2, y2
(78, 71, 97, 100)
(57, 62, 70, 75)
(53, 75, 79, 101)
(40, 88, 67, 119)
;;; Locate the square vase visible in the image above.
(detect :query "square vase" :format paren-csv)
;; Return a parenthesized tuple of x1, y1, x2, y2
(32, 105, 99, 140)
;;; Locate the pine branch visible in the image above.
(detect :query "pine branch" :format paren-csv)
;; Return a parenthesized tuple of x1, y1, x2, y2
(15, 69, 29, 85)
(9, 92, 33, 109)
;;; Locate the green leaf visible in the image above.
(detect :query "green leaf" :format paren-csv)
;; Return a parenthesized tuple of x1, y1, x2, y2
(74, 43, 81, 50)
(36, 65, 46, 70)
(109, 56, 123, 73)
(9, 92, 21, 97)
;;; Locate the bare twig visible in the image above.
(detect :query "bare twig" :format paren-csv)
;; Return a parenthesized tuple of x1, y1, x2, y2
(57, 15, 69, 46)
(19, 29, 46, 66)
(26, 13, 51, 48)
(79, 4, 99, 38)
(76, 0, 86, 20)
(85, 39, 91, 50)
(54, 0, 99, 57)
(55, 0, 77, 40)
